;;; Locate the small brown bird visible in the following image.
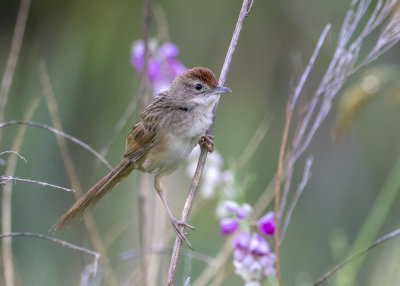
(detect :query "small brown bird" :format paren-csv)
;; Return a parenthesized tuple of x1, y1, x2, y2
(54, 67, 231, 248)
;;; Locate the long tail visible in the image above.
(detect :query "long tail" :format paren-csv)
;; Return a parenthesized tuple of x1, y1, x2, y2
(54, 159, 134, 231)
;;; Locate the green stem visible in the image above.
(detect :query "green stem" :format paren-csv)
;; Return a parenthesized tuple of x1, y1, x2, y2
(335, 156, 400, 285)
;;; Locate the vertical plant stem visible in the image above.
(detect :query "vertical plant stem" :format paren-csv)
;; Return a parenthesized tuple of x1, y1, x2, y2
(271, 25, 331, 283)
(0, 0, 31, 144)
(38, 62, 118, 286)
(273, 106, 292, 286)
(138, 0, 153, 284)
(138, 172, 149, 286)
(166, 1, 254, 284)
(148, 195, 167, 286)
(2, 95, 41, 286)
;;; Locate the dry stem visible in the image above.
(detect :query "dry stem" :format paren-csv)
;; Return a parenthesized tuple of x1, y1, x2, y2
(273, 24, 330, 286)
(38, 62, 118, 286)
(0, 232, 99, 276)
(273, 106, 292, 286)
(314, 228, 400, 286)
(166, 0, 254, 284)
(1, 95, 41, 286)
(0, 120, 112, 169)
(137, 0, 153, 284)
(1, 176, 75, 192)
(280, 156, 313, 243)
(0, 151, 27, 163)
(0, 0, 31, 144)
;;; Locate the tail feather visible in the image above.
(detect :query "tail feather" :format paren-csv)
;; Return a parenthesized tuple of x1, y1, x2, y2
(54, 159, 134, 231)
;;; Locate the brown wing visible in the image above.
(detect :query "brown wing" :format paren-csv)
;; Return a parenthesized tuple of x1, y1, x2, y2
(124, 92, 168, 161)
(124, 121, 156, 161)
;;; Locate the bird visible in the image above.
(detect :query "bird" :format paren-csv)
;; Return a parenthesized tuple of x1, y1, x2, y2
(54, 67, 231, 248)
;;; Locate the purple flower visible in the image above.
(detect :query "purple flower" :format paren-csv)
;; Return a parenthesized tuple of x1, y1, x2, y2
(233, 231, 250, 249)
(147, 59, 161, 81)
(235, 206, 247, 219)
(130, 39, 186, 96)
(257, 211, 275, 236)
(249, 234, 270, 255)
(159, 42, 179, 59)
(232, 232, 276, 283)
(235, 204, 252, 219)
(224, 200, 239, 212)
(220, 218, 238, 235)
(222, 201, 252, 220)
(131, 40, 145, 70)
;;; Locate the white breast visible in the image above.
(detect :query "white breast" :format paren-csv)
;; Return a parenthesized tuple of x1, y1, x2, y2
(140, 94, 218, 175)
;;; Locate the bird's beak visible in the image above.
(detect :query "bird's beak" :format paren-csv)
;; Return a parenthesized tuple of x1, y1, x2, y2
(213, 85, 232, 94)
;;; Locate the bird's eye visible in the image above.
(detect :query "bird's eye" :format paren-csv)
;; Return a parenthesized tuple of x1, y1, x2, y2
(194, 83, 203, 91)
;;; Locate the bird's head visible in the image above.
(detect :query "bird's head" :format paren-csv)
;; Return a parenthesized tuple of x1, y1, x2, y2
(170, 67, 231, 106)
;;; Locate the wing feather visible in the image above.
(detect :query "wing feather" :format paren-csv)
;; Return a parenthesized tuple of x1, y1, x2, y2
(124, 92, 168, 160)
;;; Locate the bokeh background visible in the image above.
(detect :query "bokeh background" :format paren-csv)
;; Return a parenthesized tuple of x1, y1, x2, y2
(1, 0, 400, 285)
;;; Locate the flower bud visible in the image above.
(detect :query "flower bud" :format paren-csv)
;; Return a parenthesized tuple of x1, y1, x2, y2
(220, 218, 238, 235)
(257, 211, 275, 236)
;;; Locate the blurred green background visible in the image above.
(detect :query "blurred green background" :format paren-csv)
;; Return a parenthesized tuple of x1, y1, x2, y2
(1, 0, 400, 285)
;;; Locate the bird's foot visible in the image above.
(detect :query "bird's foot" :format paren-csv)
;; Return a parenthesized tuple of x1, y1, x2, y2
(199, 134, 214, 153)
(170, 217, 195, 250)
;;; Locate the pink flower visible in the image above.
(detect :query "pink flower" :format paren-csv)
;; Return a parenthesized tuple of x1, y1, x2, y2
(131, 40, 145, 70)
(147, 59, 161, 81)
(220, 218, 238, 235)
(159, 42, 179, 59)
(233, 231, 250, 249)
(130, 40, 186, 96)
(248, 234, 270, 255)
(232, 232, 275, 283)
(222, 200, 252, 220)
(235, 204, 251, 219)
(257, 211, 275, 236)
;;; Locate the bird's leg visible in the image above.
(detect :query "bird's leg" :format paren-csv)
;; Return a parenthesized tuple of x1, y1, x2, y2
(154, 175, 195, 249)
(199, 134, 214, 153)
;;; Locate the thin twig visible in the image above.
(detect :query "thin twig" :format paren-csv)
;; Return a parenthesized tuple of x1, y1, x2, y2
(290, 25, 332, 109)
(1, 95, 41, 286)
(314, 228, 400, 286)
(166, 1, 254, 284)
(0, 0, 31, 144)
(0, 120, 112, 170)
(279, 24, 331, 220)
(137, 0, 153, 285)
(1, 176, 75, 192)
(38, 62, 118, 286)
(280, 156, 313, 243)
(273, 104, 292, 286)
(273, 26, 330, 286)
(0, 232, 100, 276)
(0, 151, 27, 163)
(110, 247, 218, 266)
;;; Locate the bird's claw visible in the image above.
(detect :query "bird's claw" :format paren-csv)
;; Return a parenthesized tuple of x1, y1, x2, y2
(199, 134, 214, 153)
(171, 218, 195, 250)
